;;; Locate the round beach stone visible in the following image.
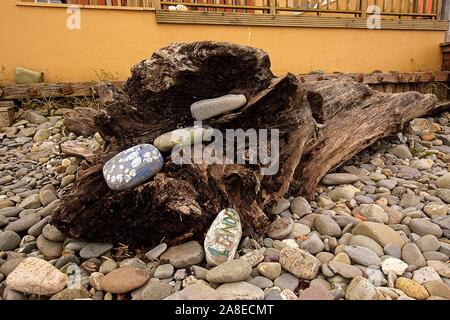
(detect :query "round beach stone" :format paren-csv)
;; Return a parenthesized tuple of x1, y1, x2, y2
(279, 247, 321, 280)
(204, 208, 241, 266)
(344, 245, 381, 267)
(216, 281, 264, 300)
(103, 144, 163, 191)
(352, 221, 405, 248)
(270, 198, 290, 215)
(0, 230, 21, 251)
(36, 235, 63, 259)
(412, 266, 442, 284)
(411, 159, 433, 170)
(154, 264, 174, 279)
(79, 242, 113, 259)
(0, 214, 9, 227)
(409, 218, 442, 238)
(42, 224, 65, 242)
(99, 260, 119, 275)
(257, 262, 281, 280)
(38, 185, 58, 207)
(435, 173, 450, 189)
(300, 232, 324, 255)
(164, 283, 223, 300)
(145, 243, 167, 261)
(290, 223, 310, 238)
(100, 267, 149, 293)
(332, 252, 351, 264)
(328, 261, 363, 279)
(154, 126, 210, 152)
(240, 249, 264, 267)
(5, 257, 67, 295)
(436, 188, 450, 203)
(423, 251, 448, 261)
(298, 286, 333, 300)
(18, 194, 41, 209)
(160, 241, 204, 268)
(395, 277, 429, 300)
(384, 244, 402, 259)
(206, 259, 252, 283)
(6, 213, 41, 233)
(321, 173, 360, 185)
(249, 276, 274, 289)
(0, 258, 26, 276)
(402, 243, 426, 268)
(141, 281, 174, 300)
(381, 257, 408, 276)
(423, 203, 448, 217)
(356, 204, 388, 223)
(314, 215, 341, 237)
(190, 94, 247, 121)
(290, 196, 312, 217)
(273, 273, 300, 291)
(423, 281, 450, 299)
(266, 217, 294, 240)
(416, 235, 440, 252)
(328, 185, 360, 201)
(50, 288, 90, 300)
(345, 276, 383, 300)
(28, 216, 51, 237)
(349, 235, 384, 256)
(60, 175, 75, 188)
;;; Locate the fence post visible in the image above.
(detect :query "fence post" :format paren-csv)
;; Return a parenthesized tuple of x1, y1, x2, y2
(360, 0, 368, 17)
(269, 0, 276, 14)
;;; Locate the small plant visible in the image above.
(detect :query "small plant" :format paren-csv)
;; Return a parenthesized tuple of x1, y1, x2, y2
(90, 69, 119, 83)
(0, 66, 6, 87)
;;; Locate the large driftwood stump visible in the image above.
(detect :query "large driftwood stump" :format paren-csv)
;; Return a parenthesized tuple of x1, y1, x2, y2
(52, 41, 439, 248)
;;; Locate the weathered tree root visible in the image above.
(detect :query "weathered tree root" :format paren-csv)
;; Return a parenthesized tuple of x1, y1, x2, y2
(52, 41, 439, 248)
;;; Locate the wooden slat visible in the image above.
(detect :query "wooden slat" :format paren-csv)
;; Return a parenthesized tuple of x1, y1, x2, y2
(1, 71, 448, 101)
(0, 81, 124, 100)
(360, 0, 368, 17)
(160, 1, 269, 9)
(155, 10, 449, 29)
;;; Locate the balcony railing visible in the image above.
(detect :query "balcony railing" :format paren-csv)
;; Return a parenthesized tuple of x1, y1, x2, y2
(21, 0, 446, 20)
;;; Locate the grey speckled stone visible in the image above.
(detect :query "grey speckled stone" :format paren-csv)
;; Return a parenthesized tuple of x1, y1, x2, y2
(79, 243, 113, 259)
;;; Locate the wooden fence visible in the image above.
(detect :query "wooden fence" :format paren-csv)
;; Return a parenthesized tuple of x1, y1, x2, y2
(24, 0, 445, 19)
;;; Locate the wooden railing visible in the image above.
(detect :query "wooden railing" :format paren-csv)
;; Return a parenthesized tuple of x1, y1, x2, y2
(21, 0, 446, 19)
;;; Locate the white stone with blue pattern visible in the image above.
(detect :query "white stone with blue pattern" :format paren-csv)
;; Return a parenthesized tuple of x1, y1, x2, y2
(103, 144, 164, 191)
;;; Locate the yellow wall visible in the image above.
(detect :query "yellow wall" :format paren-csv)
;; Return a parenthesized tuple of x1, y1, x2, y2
(0, 0, 446, 84)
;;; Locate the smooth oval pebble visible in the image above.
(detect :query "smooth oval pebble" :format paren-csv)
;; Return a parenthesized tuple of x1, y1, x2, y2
(190, 94, 247, 121)
(103, 144, 163, 191)
(0, 230, 21, 251)
(154, 126, 211, 152)
(100, 267, 149, 293)
(79, 242, 113, 259)
(204, 208, 242, 266)
(5, 257, 68, 295)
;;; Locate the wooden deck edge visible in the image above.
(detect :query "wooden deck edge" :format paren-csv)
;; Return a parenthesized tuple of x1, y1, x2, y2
(0, 72, 448, 101)
(155, 11, 450, 31)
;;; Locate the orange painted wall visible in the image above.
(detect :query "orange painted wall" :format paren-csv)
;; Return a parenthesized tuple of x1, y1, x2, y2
(0, 0, 445, 84)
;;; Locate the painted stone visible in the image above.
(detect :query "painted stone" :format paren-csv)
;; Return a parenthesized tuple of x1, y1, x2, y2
(204, 208, 242, 266)
(190, 94, 247, 121)
(154, 126, 212, 152)
(103, 144, 163, 191)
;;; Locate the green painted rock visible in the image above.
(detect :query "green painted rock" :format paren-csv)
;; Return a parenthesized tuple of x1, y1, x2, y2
(204, 208, 242, 266)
